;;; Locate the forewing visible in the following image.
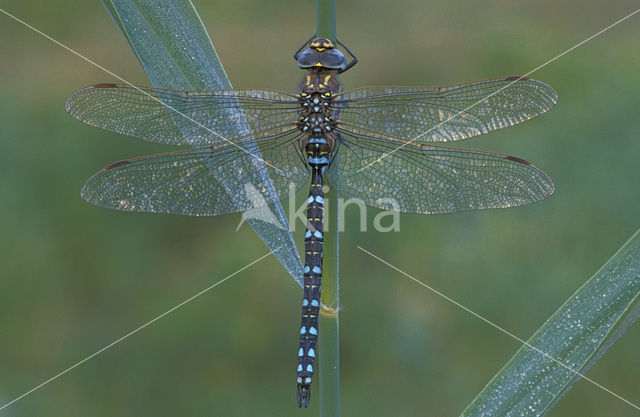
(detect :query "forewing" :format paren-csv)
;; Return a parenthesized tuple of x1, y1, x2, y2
(327, 131, 554, 214)
(81, 132, 309, 216)
(335, 77, 557, 143)
(66, 84, 300, 146)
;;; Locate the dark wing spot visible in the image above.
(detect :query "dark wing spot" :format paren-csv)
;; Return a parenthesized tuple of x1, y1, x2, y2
(92, 83, 118, 88)
(505, 155, 531, 165)
(504, 76, 529, 81)
(106, 160, 130, 169)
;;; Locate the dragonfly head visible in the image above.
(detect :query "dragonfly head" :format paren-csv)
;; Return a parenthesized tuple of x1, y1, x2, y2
(309, 37, 335, 52)
(296, 37, 347, 72)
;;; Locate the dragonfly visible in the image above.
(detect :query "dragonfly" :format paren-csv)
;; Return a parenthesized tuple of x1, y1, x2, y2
(65, 36, 556, 407)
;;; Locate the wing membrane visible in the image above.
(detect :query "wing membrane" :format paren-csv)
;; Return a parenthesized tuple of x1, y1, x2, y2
(335, 77, 557, 144)
(327, 130, 554, 214)
(81, 132, 309, 216)
(66, 84, 300, 147)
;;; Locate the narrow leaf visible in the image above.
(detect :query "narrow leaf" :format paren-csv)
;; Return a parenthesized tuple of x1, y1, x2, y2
(101, 0, 304, 284)
(462, 229, 640, 416)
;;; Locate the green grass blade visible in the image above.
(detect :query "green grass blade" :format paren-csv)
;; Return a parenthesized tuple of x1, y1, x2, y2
(313, 1, 340, 414)
(100, 0, 304, 284)
(319, 186, 340, 417)
(315, 0, 336, 40)
(462, 228, 640, 416)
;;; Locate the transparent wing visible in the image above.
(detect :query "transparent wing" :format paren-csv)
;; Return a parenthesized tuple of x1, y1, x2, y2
(327, 130, 554, 214)
(65, 84, 300, 147)
(335, 77, 557, 143)
(81, 131, 309, 216)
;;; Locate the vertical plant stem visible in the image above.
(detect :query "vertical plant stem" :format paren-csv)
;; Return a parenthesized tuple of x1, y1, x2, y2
(316, 2, 339, 415)
(316, 0, 336, 40)
(320, 187, 340, 417)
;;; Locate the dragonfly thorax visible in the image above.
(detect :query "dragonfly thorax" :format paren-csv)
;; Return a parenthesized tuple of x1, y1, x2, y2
(298, 72, 339, 130)
(297, 90, 337, 155)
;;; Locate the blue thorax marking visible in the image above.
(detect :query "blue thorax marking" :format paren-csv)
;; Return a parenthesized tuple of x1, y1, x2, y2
(308, 156, 330, 165)
(308, 137, 327, 144)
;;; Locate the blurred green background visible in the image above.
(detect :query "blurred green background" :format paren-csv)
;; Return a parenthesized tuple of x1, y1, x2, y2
(1, 0, 640, 415)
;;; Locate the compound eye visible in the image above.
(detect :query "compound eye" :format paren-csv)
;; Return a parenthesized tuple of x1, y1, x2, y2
(296, 49, 321, 69)
(319, 49, 347, 71)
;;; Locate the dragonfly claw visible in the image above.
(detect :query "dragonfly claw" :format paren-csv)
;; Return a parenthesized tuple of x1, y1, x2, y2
(297, 384, 311, 408)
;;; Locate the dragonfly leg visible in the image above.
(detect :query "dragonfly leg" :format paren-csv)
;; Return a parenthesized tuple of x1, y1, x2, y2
(293, 33, 317, 61)
(336, 39, 358, 73)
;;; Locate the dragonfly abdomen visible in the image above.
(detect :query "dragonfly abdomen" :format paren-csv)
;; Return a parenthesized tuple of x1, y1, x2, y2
(296, 136, 330, 408)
